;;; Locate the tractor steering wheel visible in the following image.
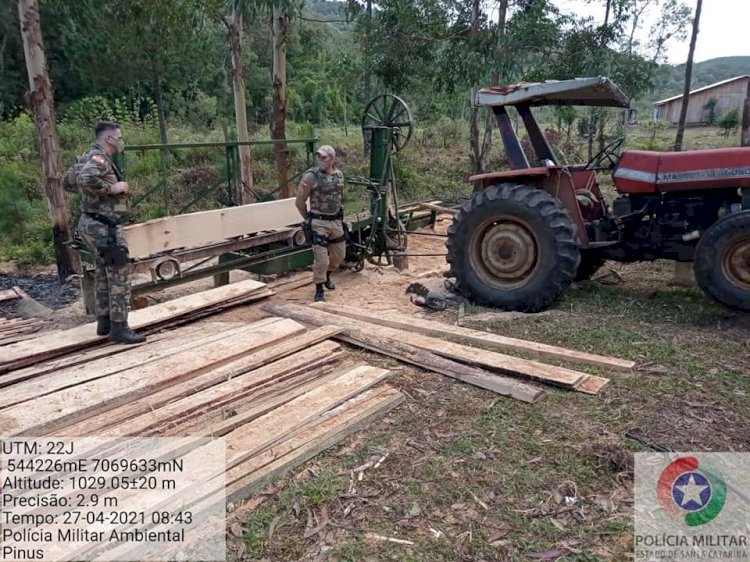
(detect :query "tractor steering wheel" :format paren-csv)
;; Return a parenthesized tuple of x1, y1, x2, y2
(585, 137, 625, 170)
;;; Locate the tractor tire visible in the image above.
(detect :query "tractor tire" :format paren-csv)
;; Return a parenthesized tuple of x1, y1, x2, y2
(575, 249, 606, 281)
(446, 183, 580, 312)
(693, 210, 750, 312)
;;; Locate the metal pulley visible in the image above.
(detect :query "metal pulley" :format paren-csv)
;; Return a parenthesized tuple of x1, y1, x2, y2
(362, 94, 413, 154)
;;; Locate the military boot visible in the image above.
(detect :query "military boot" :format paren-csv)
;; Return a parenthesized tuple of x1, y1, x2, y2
(324, 272, 335, 290)
(96, 316, 111, 336)
(314, 283, 326, 302)
(109, 322, 146, 344)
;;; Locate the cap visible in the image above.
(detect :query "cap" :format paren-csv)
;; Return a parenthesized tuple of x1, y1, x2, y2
(315, 145, 336, 158)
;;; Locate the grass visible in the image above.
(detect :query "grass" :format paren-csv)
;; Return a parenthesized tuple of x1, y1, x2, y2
(225, 256, 748, 561)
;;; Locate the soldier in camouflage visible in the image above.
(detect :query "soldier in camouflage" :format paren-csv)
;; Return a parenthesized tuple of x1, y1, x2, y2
(295, 145, 346, 302)
(66, 122, 145, 344)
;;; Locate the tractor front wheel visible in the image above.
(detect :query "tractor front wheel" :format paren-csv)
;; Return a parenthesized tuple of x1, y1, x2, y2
(446, 183, 580, 312)
(693, 210, 750, 311)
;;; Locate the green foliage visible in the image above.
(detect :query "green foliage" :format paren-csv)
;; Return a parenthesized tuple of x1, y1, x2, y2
(0, 169, 34, 244)
(717, 108, 741, 137)
(702, 97, 718, 125)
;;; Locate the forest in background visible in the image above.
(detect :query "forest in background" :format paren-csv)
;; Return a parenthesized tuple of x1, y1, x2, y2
(1, 0, 748, 266)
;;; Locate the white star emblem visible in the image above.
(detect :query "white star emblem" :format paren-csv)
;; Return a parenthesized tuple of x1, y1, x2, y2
(676, 474, 710, 508)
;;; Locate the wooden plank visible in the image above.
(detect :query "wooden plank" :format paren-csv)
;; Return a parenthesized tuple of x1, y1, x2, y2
(312, 302, 634, 373)
(0, 319, 305, 437)
(265, 304, 544, 402)
(224, 365, 391, 469)
(0, 320, 275, 408)
(0, 331, 54, 346)
(302, 307, 614, 392)
(225, 386, 403, 503)
(267, 305, 569, 393)
(0, 322, 244, 387)
(0, 278, 269, 373)
(0, 288, 21, 302)
(124, 198, 301, 259)
(61, 329, 343, 437)
(418, 202, 458, 215)
(573, 375, 610, 394)
(166, 364, 353, 437)
(91, 341, 344, 437)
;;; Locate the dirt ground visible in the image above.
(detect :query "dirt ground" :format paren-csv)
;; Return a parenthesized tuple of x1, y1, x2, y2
(2, 214, 748, 562)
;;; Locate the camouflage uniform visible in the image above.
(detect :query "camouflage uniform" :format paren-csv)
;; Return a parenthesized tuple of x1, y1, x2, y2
(74, 144, 131, 323)
(295, 166, 346, 284)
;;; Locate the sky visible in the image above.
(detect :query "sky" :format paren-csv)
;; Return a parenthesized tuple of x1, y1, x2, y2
(548, 0, 750, 65)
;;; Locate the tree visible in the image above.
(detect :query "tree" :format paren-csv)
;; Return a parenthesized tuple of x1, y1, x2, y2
(219, 0, 254, 203)
(702, 96, 718, 125)
(468, 0, 508, 179)
(674, 0, 701, 151)
(17, 0, 77, 281)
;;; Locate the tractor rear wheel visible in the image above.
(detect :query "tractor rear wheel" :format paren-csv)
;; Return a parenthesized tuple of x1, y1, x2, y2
(446, 183, 580, 312)
(693, 210, 750, 311)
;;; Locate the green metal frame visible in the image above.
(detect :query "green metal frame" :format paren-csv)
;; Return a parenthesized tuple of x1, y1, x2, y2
(116, 138, 318, 215)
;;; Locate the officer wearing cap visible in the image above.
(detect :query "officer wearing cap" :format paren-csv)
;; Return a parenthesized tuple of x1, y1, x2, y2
(295, 145, 346, 302)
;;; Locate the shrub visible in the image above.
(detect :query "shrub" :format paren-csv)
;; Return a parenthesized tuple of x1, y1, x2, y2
(717, 108, 741, 138)
(0, 169, 34, 244)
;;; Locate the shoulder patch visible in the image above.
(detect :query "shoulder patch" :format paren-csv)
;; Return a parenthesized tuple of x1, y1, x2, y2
(91, 154, 107, 165)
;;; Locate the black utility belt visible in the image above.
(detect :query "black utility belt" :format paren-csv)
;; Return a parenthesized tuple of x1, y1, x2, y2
(308, 210, 343, 221)
(84, 212, 122, 227)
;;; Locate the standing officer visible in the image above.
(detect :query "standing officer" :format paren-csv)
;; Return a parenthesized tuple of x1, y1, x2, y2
(295, 145, 346, 302)
(70, 121, 145, 344)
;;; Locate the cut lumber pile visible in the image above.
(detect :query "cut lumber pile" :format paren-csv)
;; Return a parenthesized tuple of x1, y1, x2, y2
(0, 315, 46, 346)
(312, 302, 634, 372)
(264, 303, 619, 397)
(0, 315, 402, 546)
(0, 278, 273, 374)
(124, 198, 301, 259)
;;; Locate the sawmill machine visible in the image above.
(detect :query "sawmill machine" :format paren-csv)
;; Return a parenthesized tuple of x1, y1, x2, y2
(71, 95, 430, 313)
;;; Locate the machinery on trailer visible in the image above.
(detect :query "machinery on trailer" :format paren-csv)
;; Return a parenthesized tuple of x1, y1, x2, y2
(446, 76, 750, 312)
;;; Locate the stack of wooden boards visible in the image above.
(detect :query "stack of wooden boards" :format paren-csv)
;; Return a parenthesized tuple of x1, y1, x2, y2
(0, 297, 404, 553)
(264, 303, 635, 403)
(0, 315, 45, 346)
(0, 287, 47, 345)
(0, 278, 273, 373)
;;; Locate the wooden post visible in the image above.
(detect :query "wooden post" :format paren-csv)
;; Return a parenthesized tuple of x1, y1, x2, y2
(741, 81, 750, 147)
(17, 0, 78, 282)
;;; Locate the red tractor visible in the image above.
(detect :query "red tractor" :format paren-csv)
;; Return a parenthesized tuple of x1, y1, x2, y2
(446, 77, 750, 312)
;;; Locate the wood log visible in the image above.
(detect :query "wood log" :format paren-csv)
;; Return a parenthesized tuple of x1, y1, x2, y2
(312, 302, 633, 372)
(0, 319, 305, 436)
(263, 305, 545, 403)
